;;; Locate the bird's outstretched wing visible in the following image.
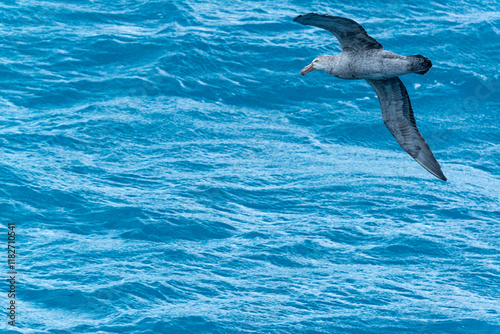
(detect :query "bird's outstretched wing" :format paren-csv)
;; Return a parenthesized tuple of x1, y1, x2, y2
(366, 77, 447, 181)
(294, 13, 383, 51)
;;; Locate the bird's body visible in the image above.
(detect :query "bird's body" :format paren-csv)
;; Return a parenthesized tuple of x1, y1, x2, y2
(294, 13, 446, 181)
(322, 51, 431, 80)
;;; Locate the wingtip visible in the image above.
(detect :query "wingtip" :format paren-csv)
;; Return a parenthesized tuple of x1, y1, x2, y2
(293, 12, 319, 23)
(412, 152, 447, 181)
(420, 166, 447, 181)
(293, 13, 307, 22)
(429, 165, 447, 181)
(422, 163, 447, 181)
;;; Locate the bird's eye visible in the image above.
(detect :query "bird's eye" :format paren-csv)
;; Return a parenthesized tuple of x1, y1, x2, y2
(314, 60, 318, 63)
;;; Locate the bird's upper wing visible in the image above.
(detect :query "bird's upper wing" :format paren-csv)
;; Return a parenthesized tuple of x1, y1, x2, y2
(366, 77, 447, 181)
(294, 13, 383, 51)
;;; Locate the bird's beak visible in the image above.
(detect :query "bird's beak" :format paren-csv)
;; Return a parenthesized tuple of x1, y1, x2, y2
(300, 63, 315, 76)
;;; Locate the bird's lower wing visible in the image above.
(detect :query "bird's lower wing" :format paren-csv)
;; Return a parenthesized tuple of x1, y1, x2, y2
(366, 77, 447, 181)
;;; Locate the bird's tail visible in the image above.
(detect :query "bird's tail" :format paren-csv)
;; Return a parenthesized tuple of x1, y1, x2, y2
(411, 55, 432, 75)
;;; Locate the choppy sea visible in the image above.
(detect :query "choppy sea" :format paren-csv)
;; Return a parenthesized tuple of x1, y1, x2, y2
(1, 0, 499, 333)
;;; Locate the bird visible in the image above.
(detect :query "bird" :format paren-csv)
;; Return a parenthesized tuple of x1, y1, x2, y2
(294, 13, 447, 181)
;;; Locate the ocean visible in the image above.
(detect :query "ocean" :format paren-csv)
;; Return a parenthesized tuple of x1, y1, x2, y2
(1, 0, 499, 333)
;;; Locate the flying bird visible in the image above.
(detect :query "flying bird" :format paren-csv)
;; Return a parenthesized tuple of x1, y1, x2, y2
(294, 13, 447, 181)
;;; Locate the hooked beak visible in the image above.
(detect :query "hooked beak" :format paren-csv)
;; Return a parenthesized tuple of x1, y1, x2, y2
(300, 63, 315, 76)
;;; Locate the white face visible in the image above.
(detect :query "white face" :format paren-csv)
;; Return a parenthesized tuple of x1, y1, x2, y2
(300, 55, 331, 76)
(312, 56, 329, 71)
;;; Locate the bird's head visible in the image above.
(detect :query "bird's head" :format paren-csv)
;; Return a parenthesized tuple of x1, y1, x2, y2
(300, 55, 331, 75)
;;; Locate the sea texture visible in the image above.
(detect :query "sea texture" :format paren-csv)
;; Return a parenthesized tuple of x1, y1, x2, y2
(1, 0, 499, 333)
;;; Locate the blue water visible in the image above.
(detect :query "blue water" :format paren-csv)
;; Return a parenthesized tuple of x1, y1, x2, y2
(1, 0, 499, 333)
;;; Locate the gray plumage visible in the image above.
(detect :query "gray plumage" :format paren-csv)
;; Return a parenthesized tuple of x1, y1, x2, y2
(294, 13, 446, 181)
(366, 78, 446, 181)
